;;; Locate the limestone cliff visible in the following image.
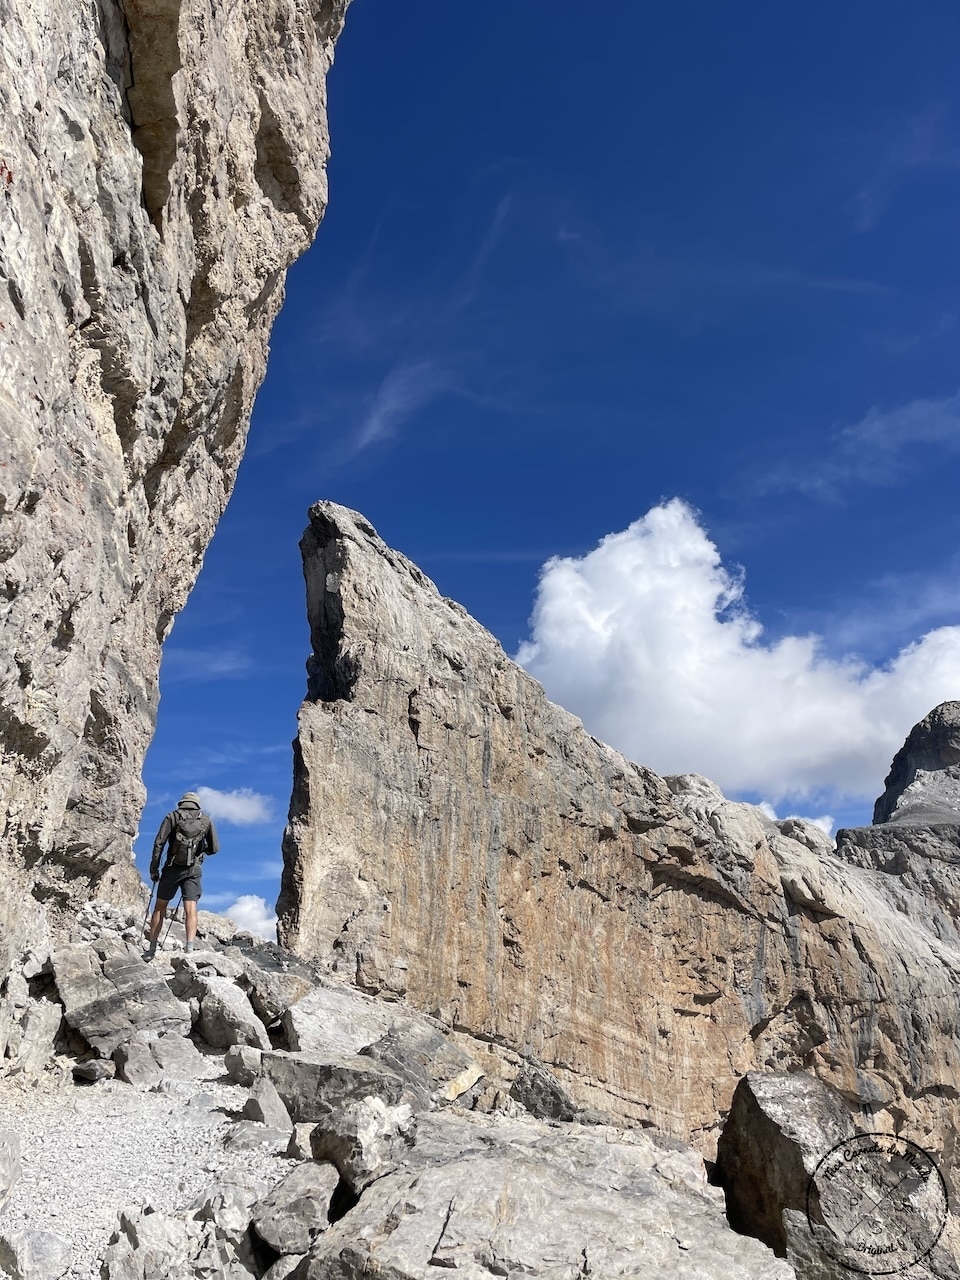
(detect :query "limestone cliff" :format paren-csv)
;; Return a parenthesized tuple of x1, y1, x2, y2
(0, 0, 350, 973)
(280, 503, 960, 1165)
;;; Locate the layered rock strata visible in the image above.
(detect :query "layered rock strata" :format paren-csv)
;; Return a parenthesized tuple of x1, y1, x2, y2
(0, 0, 350, 974)
(279, 503, 960, 1164)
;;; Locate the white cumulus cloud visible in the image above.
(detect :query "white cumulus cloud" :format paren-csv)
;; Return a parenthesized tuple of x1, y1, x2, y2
(224, 895, 278, 942)
(517, 499, 960, 806)
(195, 786, 273, 826)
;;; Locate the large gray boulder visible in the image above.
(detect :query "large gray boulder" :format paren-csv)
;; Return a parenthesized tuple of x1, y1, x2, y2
(874, 702, 960, 825)
(51, 937, 190, 1056)
(260, 1051, 404, 1124)
(280, 984, 396, 1057)
(243, 1077, 292, 1131)
(714, 1072, 853, 1257)
(359, 1022, 482, 1109)
(294, 1110, 796, 1279)
(196, 975, 271, 1051)
(250, 1163, 339, 1256)
(716, 1071, 959, 1278)
(309, 1095, 416, 1193)
(0, 1228, 72, 1280)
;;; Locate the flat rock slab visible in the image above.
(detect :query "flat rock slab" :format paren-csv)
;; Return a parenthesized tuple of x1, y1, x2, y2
(281, 984, 396, 1057)
(51, 937, 190, 1057)
(260, 1051, 404, 1123)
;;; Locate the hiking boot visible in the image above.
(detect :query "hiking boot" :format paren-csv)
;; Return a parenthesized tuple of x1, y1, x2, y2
(143, 942, 157, 962)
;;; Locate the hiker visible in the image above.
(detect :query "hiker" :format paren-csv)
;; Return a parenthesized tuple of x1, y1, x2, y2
(144, 791, 219, 960)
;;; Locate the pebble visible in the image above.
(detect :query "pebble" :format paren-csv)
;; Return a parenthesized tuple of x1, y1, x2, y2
(0, 1061, 294, 1280)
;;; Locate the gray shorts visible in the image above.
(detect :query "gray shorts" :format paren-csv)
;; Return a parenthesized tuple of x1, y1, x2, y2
(157, 863, 202, 903)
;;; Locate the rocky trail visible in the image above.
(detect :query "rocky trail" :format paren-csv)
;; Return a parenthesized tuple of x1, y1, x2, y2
(2, 895, 958, 1279)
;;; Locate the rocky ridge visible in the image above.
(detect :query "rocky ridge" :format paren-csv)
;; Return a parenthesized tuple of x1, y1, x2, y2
(0, 0, 350, 976)
(280, 503, 960, 1173)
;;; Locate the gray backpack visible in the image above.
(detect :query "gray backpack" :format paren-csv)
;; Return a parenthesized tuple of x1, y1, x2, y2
(167, 808, 209, 868)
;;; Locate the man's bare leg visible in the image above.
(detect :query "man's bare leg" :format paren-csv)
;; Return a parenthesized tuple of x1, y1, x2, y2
(144, 898, 170, 959)
(184, 900, 198, 951)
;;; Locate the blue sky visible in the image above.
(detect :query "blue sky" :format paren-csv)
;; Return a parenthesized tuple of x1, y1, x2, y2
(136, 2, 960, 932)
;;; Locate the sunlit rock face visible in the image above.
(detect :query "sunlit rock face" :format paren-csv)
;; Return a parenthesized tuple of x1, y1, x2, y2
(0, 0, 350, 974)
(280, 502, 960, 1159)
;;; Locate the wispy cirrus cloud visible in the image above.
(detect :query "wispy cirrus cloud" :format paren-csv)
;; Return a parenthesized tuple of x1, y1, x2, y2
(762, 388, 960, 500)
(161, 647, 252, 683)
(846, 107, 960, 232)
(301, 196, 516, 461)
(355, 359, 456, 450)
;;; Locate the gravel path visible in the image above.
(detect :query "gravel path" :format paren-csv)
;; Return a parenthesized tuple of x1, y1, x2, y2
(0, 1062, 294, 1280)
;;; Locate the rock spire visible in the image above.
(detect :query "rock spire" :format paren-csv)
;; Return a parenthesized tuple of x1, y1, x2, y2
(873, 700, 960, 825)
(280, 502, 960, 1163)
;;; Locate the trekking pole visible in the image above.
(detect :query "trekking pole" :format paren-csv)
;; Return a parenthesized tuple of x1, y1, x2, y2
(160, 888, 183, 950)
(140, 883, 154, 943)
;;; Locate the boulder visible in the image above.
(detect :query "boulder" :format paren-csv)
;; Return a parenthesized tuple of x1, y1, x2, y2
(286, 1124, 316, 1161)
(263, 1258, 305, 1280)
(222, 1122, 290, 1154)
(12, 1002, 62, 1078)
(250, 1162, 339, 1255)
(114, 1028, 206, 1088)
(280, 984, 395, 1057)
(243, 1077, 292, 1131)
(509, 1060, 579, 1122)
(260, 1050, 404, 1123)
(224, 1044, 263, 1086)
(150, 1032, 207, 1080)
(51, 937, 190, 1057)
(233, 954, 313, 1028)
(114, 1037, 163, 1089)
(0, 1229, 72, 1280)
(359, 1022, 483, 1108)
(297, 1109, 795, 1279)
(196, 976, 271, 1051)
(72, 1058, 116, 1083)
(714, 1071, 853, 1258)
(309, 1095, 416, 1193)
(0, 1129, 20, 1213)
(101, 1208, 199, 1280)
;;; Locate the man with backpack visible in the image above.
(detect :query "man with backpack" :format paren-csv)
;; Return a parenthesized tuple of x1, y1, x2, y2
(144, 791, 219, 960)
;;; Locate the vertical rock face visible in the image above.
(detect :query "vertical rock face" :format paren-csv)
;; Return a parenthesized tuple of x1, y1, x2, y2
(280, 503, 960, 1160)
(0, 0, 350, 971)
